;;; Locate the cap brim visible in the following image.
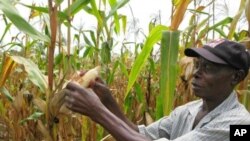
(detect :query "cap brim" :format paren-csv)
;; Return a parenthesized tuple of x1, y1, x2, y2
(184, 48, 227, 64)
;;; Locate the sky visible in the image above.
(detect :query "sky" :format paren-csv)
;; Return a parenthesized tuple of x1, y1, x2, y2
(2, 0, 243, 35)
(12, 1, 243, 31)
(0, 0, 245, 53)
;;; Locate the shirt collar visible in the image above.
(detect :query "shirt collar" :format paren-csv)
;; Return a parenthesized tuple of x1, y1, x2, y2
(187, 91, 238, 117)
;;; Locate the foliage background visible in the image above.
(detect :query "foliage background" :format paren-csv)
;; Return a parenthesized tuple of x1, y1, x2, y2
(0, 0, 250, 140)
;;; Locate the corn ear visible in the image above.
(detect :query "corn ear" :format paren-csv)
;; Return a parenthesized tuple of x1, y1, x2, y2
(77, 66, 101, 88)
(56, 66, 101, 115)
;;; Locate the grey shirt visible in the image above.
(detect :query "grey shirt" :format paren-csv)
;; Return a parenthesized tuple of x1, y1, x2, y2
(138, 91, 250, 141)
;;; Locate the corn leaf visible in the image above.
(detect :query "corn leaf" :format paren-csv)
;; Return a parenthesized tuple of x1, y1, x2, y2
(64, 0, 90, 18)
(21, 4, 68, 21)
(0, 0, 50, 42)
(100, 42, 111, 64)
(156, 31, 180, 119)
(198, 17, 233, 39)
(21, 0, 90, 23)
(0, 87, 13, 102)
(0, 55, 16, 87)
(0, 23, 12, 42)
(106, 0, 129, 20)
(20, 112, 44, 124)
(246, 0, 250, 23)
(170, 0, 191, 30)
(10, 56, 48, 93)
(90, 0, 103, 28)
(121, 15, 127, 34)
(106, 60, 119, 84)
(228, 0, 246, 39)
(125, 25, 168, 99)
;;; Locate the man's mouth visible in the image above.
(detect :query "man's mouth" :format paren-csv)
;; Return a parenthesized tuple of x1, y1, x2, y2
(191, 82, 202, 90)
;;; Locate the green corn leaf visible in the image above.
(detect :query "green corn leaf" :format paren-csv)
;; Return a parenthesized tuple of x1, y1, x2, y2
(64, 0, 91, 18)
(125, 25, 168, 99)
(119, 61, 129, 77)
(83, 33, 94, 46)
(0, 0, 50, 42)
(106, 0, 129, 20)
(156, 31, 180, 119)
(0, 87, 14, 102)
(121, 15, 127, 34)
(100, 42, 111, 64)
(106, 60, 119, 84)
(90, 0, 103, 28)
(22, 0, 90, 23)
(20, 112, 44, 124)
(198, 17, 233, 39)
(0, 23, 12, 42)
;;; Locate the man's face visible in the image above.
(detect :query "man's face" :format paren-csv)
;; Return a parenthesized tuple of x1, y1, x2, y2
(191, 57, 235, 100)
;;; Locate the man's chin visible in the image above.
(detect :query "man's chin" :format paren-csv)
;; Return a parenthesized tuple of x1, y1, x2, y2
(193, 91, 203, 98)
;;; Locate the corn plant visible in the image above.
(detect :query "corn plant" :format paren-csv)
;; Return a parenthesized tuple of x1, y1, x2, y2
(0, 0, 250, 140)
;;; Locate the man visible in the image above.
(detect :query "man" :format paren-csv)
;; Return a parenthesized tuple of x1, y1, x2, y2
(64, 39, 250, 141)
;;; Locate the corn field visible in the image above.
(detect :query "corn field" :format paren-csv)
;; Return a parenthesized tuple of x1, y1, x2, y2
(0, 0, 250, 140)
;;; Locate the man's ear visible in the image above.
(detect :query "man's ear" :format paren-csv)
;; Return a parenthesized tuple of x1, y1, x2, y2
(231, 70, 245, 85)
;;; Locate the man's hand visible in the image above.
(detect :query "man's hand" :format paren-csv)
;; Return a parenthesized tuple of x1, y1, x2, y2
(64, 82, 103, 119)
(67, 71, 139, 132)
(64, 82, 149, 141)
(79, 70, 117, 112)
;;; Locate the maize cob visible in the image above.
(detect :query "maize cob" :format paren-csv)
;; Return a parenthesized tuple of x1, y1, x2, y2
(77, 66, 101, 88)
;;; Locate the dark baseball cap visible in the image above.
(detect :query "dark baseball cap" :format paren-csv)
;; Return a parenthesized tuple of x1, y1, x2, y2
(184, 39, 250, 74)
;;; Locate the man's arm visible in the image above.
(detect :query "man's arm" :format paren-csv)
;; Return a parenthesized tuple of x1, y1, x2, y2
(64, 82, 149, 141)
(94, 101, 150, 141)
(90, 81, 139, 131)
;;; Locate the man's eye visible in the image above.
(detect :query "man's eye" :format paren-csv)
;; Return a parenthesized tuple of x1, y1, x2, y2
(204, 64, 212, 71)
(194, 62, 199, 69)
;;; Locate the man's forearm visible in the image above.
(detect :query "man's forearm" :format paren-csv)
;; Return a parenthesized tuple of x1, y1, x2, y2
(93, 105, 150, 141)
(91, 82, 139, 132)
(105, 100, 139, 132)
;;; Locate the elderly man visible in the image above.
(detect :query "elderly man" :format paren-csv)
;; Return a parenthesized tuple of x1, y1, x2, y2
(64, 39, 250, 141)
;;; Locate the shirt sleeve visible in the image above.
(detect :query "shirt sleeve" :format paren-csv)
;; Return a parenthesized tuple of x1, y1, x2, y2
(138, 117, 171, 140)
(143, 123, 228, 141)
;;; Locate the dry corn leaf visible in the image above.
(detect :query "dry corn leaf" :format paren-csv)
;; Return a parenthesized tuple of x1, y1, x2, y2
(145, 112, 154, 125)
(49, 89, 68, 116)
(32, 98, 46, 113)
(170, 0, 191, 30)
(0, 55, 16, 87)
(12, 92, 24, 113)
(245, 0, 250, 23)
(37, 120, 52, 141)
(0, 116, 12, 140)
(101, 134, 116, 141)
